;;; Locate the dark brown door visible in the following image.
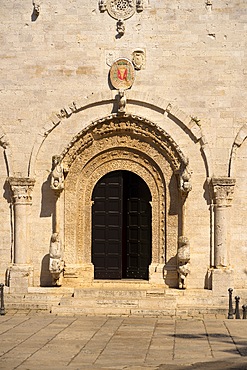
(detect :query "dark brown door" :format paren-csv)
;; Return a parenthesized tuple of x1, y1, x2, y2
(92, 171, 151, 280)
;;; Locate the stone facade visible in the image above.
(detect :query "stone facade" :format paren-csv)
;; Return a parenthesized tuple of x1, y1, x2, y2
(0, 1, 247, 299)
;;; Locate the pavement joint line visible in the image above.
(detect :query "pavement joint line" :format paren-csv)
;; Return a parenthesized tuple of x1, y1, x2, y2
(0, 315, 31, 336)
(172, 318, 176, 360)
(0, 316, 57, 365)
(12, 316, 78, 370)
(66, 316, 109, 366)
(223, 320, 242, 357)
(92, 317, 125, 365)
(144, 318, 158, 363)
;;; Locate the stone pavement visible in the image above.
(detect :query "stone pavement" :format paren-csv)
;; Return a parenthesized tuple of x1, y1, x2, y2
(0, 312, 247, 370)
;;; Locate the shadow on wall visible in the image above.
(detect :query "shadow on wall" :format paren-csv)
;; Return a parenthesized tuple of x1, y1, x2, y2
(40, 254, 52, 287)
(40, 177, 55, 218)
(164, 256, 178, 288)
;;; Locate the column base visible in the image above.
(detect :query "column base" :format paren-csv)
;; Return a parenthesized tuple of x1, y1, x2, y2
(8, 264, 33, 293)
(209, 267, 234, 297)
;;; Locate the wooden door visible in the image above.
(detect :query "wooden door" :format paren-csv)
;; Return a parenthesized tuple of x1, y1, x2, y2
(92, 171, 151, 280)
(92, 171, 123, 279)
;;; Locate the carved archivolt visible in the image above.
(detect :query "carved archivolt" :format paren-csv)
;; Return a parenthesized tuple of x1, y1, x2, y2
(57, 115, 188, 272)
(61, 114, 188, 173)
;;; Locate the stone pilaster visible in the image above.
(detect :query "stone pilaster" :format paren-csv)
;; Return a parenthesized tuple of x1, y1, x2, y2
(8, 177, 35, 292)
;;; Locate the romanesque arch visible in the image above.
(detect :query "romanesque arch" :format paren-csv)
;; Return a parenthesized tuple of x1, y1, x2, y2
(51, 114, 191, 285)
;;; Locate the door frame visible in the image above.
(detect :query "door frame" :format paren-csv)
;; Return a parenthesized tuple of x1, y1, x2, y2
(61, 115, 188, 284)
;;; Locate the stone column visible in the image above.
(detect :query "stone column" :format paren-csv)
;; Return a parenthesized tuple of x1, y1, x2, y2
(8, 177, 35, 292)
(210, 177, 236, 296)
(211, 177, 236, 268)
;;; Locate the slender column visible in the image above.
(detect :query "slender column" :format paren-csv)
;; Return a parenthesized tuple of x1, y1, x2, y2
(211, 177, 236, 268)
(8, 177, 35, 265)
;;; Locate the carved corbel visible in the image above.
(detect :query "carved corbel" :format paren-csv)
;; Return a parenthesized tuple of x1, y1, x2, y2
(136, 0, 144, 12)
(178, 165, 192, 198)
(32, 0, 40, 15)
(117, 19, 125, 36)
(99, 0, 107, 12)
(118, 89, 126, 114)
(50, 155, 64, 196)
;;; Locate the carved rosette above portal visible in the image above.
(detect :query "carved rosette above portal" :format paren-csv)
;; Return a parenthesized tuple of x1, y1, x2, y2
(211, 177, 236, 207)
(99, 0, 144, 36)
(8, 177, 35, 205)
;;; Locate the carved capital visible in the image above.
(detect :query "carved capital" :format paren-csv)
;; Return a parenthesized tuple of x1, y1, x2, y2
(211, 177, 236, 207)
(8, 177, 35, 205)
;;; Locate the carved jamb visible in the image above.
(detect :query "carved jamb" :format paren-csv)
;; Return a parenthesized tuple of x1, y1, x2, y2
(64, 147, 167, 267)
(211, 177, 236, 207)
(8, 177, 35, 205)
(62, 123, 182, 269)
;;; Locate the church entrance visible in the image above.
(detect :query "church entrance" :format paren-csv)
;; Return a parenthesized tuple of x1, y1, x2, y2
(92, 170, 152, 280)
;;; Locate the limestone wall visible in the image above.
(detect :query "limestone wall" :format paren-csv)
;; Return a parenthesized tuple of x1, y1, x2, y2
(0, 0, 246, 290)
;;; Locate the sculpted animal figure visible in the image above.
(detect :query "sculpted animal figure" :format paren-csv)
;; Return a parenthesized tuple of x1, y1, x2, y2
(49, 232, 64, 286)
(177, 236, 190, 289)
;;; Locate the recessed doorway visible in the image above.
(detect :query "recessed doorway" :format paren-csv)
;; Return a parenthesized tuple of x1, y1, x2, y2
(92, 170, 152, 280)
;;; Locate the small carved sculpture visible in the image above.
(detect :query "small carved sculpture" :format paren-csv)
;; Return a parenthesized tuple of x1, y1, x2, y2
(118, 89, 126, 113)
(132, 49, 145, 70)
(51, 155, 64, 191)
(32, 0, 40, 15)
(177, 236, 190, 289)
(179, 167, 192, 195)
(49, 232, 64, 286)
(99, 0, 107, 12)
(117, 19, 125, 36)
(136, 0, 144, 12)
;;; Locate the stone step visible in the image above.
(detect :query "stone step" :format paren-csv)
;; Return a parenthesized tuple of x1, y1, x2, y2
(73, 288, 167, 299)
(58, 296, 176, 309)
(51, 305, 176, 317)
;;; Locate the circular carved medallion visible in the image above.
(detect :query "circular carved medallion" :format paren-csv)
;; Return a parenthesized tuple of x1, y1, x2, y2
(106, 0, 136, 20)
(109, 58, 135, 90)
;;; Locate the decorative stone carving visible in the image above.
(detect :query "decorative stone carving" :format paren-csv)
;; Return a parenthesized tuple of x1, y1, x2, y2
(55, 115, 188, 284)
(178, 166, 192, 197)
(0, 135, 9, 149)
(62, 115, 188, 173)
(99, 0, 107, 12)
(8, 177, 35, 205)
(49, 232, 64, 286)
(136, 0, 143, 12)
(118, 89, 126, 113)
(177, 236, 190, 289)
(132, 49, 145, 70)
(100, 1, 144, 36)
(117, 18, 125, 36)
(32, 0, 40, 15)
(106, 0, 136, 20)
(50, 155, 64, 193)
(110, 59, 135, 90)
(211, 177, 236, 207)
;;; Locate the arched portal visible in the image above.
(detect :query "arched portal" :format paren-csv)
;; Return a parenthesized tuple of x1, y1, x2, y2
(92, 170, 152, 280)
(51, 114, 191, 286)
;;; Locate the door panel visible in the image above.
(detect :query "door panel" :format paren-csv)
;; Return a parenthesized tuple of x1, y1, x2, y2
(92, 171, 123, 279)
(92, 171, 151, 280)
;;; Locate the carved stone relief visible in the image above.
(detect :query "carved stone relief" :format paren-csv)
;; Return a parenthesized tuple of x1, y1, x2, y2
(56, 115, 188, 283)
